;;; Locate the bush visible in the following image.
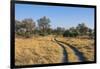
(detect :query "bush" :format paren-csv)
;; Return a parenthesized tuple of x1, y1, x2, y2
(63, 30, 78, 37)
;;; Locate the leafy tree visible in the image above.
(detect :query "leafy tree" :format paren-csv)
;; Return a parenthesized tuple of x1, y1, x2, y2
(76, 23, 88, 35)
(55, 27, 65, 35)
(63, 29, 78, 37)
(88, 28, 94, 39)
(15, 18, 36, 38)
(37, 16, 51, 36)
(63, 30, 70, 37)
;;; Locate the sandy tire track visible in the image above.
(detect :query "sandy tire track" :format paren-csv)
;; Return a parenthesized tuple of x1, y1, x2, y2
(54, 38, 86, 63)
(53, 38, 68, 63)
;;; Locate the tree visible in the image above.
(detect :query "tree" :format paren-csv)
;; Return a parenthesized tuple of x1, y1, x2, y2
(55, 27, 65, 35)
(15, 18, 36, 38)
(88, 28, 94, 39)
(76, 23, 88, 35)
(69, 27, 79, 37)
(22, 18, 36, 38)
(63, 29, 78, 37)
(69, 27, 75, 32)
(15, 20, 21, 33)
(37, 16, 51, 36)
(63, 30, 70, 37)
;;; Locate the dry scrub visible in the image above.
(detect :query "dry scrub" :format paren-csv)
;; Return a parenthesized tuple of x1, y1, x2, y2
(15, 35, 94, 66)
(56, 37, 94, 61)
(15, 36, 63, 65)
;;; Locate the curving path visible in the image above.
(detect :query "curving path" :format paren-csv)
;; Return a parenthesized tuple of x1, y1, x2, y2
(54, 38, 68, 63)
(54, 38, 86, 63)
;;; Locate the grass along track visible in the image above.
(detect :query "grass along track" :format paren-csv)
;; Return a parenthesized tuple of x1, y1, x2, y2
(53, 38, 68, 63)
(15, 36, 92, 65)
(54, 38, 86, 62)
(15, 36, 64, 65)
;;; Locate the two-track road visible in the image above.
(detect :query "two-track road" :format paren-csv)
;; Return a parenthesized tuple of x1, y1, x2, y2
(53, 38, 86, 63)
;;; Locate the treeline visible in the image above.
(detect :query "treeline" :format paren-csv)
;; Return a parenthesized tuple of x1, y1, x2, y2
(15, 16, 94, 38)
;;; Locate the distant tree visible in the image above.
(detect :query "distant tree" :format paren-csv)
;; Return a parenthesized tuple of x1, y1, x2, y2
(15, 17, 93, 38)
(46, 28, 52, 34)
(63, 30, 78, 37)
(69, 27, 79, 37)
(76, 23, 88, 35)
(52, 29, 57, 35)
(37, 16, 51, 36)
(63, 30, 70, 37)
(69, 27, 75, 32)
(55, 27, 65, 35)
(92, 29, 95, 39)
(15, 18, 36, 38)
(22, 18, 35, 38)
(15, 20, 21, 33)
(88, 28, 94, 39)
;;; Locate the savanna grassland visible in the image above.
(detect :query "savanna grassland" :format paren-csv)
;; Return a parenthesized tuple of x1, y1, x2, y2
(15, 35, 94, 65)
(15, 35, 63, 65)
(15, 16, 95, 65)
(56, 37, 94, 61)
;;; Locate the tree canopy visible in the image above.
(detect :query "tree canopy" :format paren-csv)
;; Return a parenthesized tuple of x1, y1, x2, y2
(15, 17, 94, 39)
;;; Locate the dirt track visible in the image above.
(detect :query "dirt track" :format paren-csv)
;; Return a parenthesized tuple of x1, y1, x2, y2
(54, 38, 86, 63)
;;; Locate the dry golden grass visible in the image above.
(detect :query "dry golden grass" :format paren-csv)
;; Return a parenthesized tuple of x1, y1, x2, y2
(56, 37, 94, 61)
(59, 42, 79, 62)
(15, 35, 94, 65)
(15, 35, 63, 65)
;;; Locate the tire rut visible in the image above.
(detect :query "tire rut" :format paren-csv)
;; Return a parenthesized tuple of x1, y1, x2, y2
(54, 38, 87, 62)
(54, 38, 68, 63)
